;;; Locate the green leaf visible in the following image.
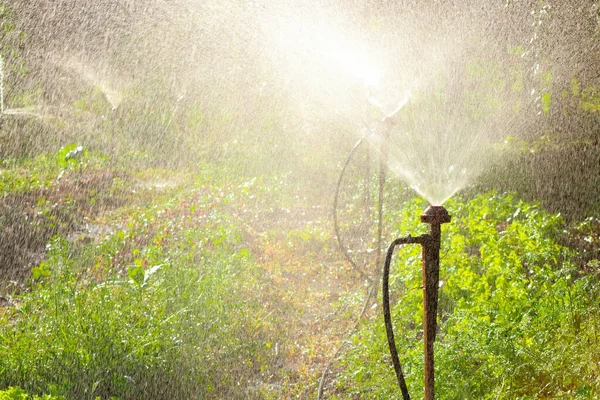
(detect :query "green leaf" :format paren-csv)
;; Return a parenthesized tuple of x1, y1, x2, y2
(541, 92, 551, 115)
(56, 144, 78, 168)
(127, 265, 145, 286)
(31, 262, 50, 280)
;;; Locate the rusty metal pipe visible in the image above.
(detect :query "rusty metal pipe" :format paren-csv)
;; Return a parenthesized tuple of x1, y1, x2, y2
(420, 206, 451, 400)
(383, 205, 450, 400)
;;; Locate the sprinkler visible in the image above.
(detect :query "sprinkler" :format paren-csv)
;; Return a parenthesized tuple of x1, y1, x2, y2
(329, 77, 430, 399)
(330, 81, 432, 398)
(383, 205, 451, 400)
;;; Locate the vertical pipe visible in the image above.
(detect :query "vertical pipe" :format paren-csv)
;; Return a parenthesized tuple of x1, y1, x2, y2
(374, 118, 393, 298)
(420, 206, 451, 400)
(422, 225, 440, 400)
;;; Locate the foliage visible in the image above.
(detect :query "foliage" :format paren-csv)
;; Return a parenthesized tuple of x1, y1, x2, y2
(0, 3, 26, 75)
(338, 193, 600, 399)
(0, 144, 96, 194)
(0, 387, 62, 400)
(0, 178, 276, 399)
(0, 155, 58, 194)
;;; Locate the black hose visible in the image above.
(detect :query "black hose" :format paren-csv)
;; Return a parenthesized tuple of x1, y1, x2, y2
(333, 135, 373, 283)
(318, 134, 381, 398)
(383, 236, 425, 400)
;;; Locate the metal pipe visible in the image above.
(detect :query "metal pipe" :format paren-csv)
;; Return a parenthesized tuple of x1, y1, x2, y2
(383, 205, 450, 400)
(420, 206, 451, 400)
(373, 117, 395, 298)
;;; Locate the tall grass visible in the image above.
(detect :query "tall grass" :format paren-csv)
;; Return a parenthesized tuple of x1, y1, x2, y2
(0, 179, 276, 399)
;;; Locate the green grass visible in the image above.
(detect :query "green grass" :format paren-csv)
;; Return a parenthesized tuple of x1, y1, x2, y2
(2, 146, 600, 399)
(0, 144, 112, 194)
(0, 175, 277, 400)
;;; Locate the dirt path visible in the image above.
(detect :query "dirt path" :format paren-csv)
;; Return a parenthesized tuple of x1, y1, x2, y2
(238, 200, 374, 398)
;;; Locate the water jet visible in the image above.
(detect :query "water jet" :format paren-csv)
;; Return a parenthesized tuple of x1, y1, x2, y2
(0, 55, 48, 124)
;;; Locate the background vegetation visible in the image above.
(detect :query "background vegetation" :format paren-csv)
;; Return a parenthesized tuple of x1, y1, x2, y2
(0, 1, 599, 399)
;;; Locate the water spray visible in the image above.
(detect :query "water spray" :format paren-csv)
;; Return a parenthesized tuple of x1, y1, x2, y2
(0, 54, 4, 127)
(332, 78, 453, 398)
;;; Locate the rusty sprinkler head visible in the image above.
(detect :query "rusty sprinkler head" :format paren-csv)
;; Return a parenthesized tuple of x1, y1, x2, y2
(421, 205, 451, 225)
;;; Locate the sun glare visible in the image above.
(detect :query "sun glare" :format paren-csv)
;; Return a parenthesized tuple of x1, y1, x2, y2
(324, 36, 382, 87)
(267, 12, 382, 90)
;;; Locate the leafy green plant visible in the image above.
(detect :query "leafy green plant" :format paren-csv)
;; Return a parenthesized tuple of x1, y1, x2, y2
(338, 193, 600, 399)
(0, 387, 63, 400)
(56, 144, 86, 169)
(0, 180, 277, 399)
